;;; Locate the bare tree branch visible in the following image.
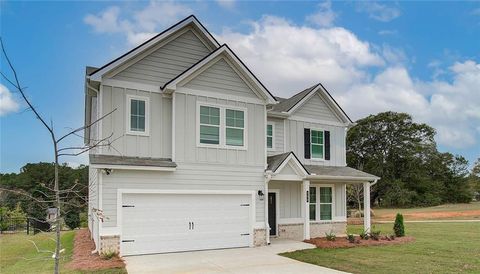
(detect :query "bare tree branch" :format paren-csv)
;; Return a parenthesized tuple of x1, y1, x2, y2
(56, 108, 116, 143)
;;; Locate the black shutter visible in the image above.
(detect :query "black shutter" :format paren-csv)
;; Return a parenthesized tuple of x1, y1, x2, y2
(304, 128, 311, 159)
(325, 131, 331, 160)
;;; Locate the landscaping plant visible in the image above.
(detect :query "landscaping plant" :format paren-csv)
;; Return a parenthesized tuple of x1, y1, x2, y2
(394, 213, 405, 237)
(360, 229, 370, 240)
(325, 231, 336, 241)
(347, 234, 356, 243)
(370, 227, 381, 241)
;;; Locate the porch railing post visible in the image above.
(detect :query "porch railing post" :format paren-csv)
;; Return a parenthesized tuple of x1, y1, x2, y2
(363, 181, 371, 232)
(302, 180, 310, 240)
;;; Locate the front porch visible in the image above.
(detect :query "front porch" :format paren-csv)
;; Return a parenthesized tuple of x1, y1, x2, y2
(265, 152, 379, 244)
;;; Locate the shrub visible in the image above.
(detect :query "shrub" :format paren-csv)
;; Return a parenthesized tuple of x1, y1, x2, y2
(393, 213, 405, 237)
(325, 231, 336, 241)
(100, 249, 118, 260)
(360, 229, 370, 240)
(370, 227, 381, 241)
(65, 211, 80, 230)
(79, 212, 88, 228)
(347, 233, 355, 243)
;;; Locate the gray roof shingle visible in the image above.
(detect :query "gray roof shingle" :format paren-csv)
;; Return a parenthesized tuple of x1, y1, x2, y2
(271, 84, 319, 112)
(90, 154, 177, 168)
(304, 165, 379, 179)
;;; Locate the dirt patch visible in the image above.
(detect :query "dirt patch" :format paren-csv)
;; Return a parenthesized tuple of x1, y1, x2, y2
(66, 229, 125, 271)
(379, 210, 480, 220)
(306, 235, 415, 248)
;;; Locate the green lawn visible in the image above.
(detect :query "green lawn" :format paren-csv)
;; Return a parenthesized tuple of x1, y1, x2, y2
(282, 222, 480, 274)
(0, 231, 125, 274)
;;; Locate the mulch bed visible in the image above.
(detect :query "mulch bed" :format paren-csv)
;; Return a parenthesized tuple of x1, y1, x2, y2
(306, 235, 415, 248)
(66, 229, 125, 271)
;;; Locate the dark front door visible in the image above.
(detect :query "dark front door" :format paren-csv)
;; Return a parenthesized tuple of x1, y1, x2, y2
(268, 192, 277, 236)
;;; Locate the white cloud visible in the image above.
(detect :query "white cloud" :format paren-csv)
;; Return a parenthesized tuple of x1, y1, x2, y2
(356, 2, 401, 22)
(216, 0, 235, 9)
(306, 1, 337, 27)
(84, 1, 192, 45)
(218, 16, 480, 149)
(0, 84, 19, 116)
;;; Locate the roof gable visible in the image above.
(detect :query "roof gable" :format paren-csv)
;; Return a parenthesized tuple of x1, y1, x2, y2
(109, 29, 212, 87)
(88, 15, 219, 81)
(267, 152, 309, 180)
(293, 92, 343, 123)
(163, 45, 277, 104)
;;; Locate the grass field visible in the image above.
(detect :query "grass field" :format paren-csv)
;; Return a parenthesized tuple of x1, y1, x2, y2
(282, 222, 480, 274)
(372, 202, 480, 221)
(0, 231, 125, 274)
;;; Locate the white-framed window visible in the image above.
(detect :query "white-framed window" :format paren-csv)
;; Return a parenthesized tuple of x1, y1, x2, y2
(126, 95, 149, 136)
(196, 102, 247, 149)
(266, 123, 275, 150)
(309, 185, 334, 221)
(311, 129, 324, 160)
(199, 106, 220, 145)
(226, 109, 244, 146)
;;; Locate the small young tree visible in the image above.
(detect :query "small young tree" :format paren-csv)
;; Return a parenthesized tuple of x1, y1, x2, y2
(1, 39, 116, 274)
(393, 213, 405, 237)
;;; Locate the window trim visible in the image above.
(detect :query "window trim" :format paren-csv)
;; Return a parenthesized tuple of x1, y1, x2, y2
(199, 105, 221, 145)
(196, 102, 248, 150)
(310, 128, 325, 161)
(126, 94, 150, 136)
(309, 184, 335, 222)
(266, 122, 275, 151)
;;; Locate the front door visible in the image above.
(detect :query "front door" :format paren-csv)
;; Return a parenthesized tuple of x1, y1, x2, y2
(268, 192, 277, 236)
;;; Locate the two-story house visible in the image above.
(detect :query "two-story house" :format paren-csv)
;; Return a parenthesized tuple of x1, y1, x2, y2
(85, 15, 379, 256)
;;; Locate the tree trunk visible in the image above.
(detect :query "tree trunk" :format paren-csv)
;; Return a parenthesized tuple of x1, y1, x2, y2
(54, 143, 60, 274)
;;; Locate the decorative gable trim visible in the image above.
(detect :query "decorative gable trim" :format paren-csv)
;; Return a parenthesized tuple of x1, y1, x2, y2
(287, 84, 353, 124)
(88, 15, 220, 81)
(162, 44, 277, 104)
(269, 152, 309, 181)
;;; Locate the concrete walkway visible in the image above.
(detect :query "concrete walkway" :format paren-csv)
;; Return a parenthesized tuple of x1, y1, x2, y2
(125, 239, 348, 274)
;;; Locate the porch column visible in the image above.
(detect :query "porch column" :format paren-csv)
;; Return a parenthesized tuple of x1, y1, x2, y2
(302, 180, 310, 240)
(264, 179, 270, 245)
(363, 181, 371, 232)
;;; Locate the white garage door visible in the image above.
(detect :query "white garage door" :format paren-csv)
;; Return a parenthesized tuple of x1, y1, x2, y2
(121, 192, 253, 256)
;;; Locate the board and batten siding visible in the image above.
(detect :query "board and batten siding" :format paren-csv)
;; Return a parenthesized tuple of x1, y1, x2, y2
(101, 164, 265, 227)
(284, 119, 346, 166)
(100, 85, 172, 158)
(174, 92, 265, 166)
(111, 29, 211, 87)
(269, 181, 347, 220)
(184, 58, 259, 99)
(267, 117, 285, 156)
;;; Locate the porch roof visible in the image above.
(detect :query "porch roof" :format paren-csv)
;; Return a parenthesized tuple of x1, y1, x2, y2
(305, 165, 380, 181)
(89, 154, 177, 168)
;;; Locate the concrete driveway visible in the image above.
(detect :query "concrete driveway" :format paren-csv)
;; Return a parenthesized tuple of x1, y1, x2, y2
(125, 239, 348, 274)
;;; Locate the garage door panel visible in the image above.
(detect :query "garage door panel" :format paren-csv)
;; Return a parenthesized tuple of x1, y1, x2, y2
(121, 192, 253, 255)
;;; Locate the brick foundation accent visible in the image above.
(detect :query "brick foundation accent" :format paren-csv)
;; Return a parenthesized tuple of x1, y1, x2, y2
(310, 221, 347, 238)
(253, 229, 267, 246)
(277, 223, 304, 240)
(100, 235, 120, 254)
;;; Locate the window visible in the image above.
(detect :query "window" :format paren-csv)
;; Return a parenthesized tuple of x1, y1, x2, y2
(197, 103, 247, 149)
(226, 109, 244, 146)
(309, 185, 333, 221)
(127, 95, 149, 135)
(311, 130, 324, 159)
(200, 106, 220, 144)
(266, 124, 274, 149)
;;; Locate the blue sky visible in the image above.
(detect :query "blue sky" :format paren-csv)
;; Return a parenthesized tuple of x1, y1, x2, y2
(1, 1, 479, 173)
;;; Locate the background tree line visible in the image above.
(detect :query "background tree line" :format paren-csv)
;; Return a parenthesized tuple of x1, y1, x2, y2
(0, 163, 89, 229)
(347, 111, 479, 208)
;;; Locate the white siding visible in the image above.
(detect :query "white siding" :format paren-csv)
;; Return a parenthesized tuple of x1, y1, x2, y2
(88, 167, 100, 248)
(101, 85, 172, 158)
(335, 183, 347, 218)
(293, 93, 342, 123)
(112, 29, 211, 86)
(267, 117, 285, 156)
(101, 163, 265, 227)
(269, 181, 302, 219)
(184, 58, 258, 99)
(174, 91, 266, 166)
(284, 119, 346, 166)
